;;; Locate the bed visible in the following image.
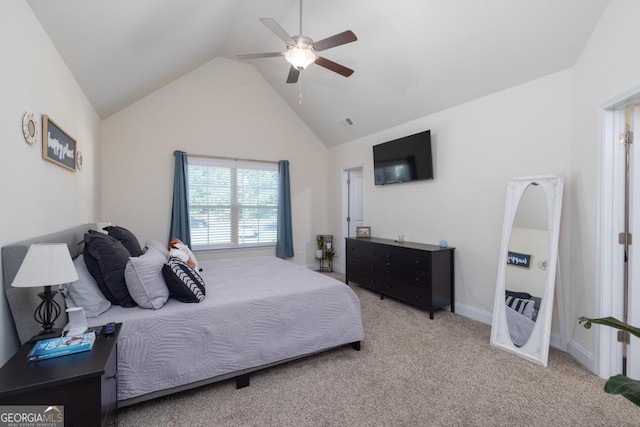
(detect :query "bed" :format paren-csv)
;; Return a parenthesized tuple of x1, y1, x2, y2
(2, 225, 364, 407)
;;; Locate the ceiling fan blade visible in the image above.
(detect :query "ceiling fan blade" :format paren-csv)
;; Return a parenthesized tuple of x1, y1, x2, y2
(260, 18, 294, 45)
(315, 56, 354, 77)
(237, 52, 283, 60)
(313, 30, 357, 51)
(286, 66, 300, 84)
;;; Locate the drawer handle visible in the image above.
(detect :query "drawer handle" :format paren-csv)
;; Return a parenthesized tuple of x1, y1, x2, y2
(415, 260, 421, 264)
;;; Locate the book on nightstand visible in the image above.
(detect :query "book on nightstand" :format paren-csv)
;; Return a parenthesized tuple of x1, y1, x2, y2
(27, 332, 96, 362)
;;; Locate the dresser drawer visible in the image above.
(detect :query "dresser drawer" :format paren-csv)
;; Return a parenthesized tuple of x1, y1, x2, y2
(383, 264, 431, 288)
(346, 241, 385, 262)
(380, 247, 431, 272)
(381, 281, 430, 308)
(347, 268, 382, 292)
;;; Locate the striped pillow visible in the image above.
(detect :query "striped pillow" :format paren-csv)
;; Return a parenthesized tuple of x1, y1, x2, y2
(505, 296, 535, 319)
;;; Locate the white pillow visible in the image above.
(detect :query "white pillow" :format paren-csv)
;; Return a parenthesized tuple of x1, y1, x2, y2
(59, 255, 111, 318)
(124, 246, 170, 309)
(145, 240, 169, 258)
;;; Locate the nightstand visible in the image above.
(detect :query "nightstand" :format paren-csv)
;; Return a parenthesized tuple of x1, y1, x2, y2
(0, 323, 121, 427)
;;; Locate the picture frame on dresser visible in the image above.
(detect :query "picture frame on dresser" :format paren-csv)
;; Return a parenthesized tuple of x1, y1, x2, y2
(42, 115, 77, 171)
(355, 226, 371, 238)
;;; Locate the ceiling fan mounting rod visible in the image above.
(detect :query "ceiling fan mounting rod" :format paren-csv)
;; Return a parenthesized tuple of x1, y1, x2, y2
(299, 0, 303, 36)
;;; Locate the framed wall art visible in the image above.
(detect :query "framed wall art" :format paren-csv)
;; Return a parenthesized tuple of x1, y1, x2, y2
(356, 226, 371, 238)
(42, 115, 77, 171)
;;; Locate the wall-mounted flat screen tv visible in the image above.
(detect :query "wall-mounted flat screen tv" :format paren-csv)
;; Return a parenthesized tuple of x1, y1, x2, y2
(373, 130, 433, 185)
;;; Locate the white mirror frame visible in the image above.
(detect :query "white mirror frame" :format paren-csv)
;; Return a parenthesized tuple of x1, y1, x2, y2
(490, 174, 564, 366)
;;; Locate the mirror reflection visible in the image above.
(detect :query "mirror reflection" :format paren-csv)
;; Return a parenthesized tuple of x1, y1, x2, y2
(504, 183, 549, 347)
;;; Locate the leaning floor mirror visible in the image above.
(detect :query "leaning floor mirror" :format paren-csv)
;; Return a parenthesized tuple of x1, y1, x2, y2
(490, 174, 564, 366)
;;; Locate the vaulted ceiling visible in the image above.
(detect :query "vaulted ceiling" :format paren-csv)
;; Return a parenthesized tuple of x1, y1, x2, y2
(27, 0, 609, 147)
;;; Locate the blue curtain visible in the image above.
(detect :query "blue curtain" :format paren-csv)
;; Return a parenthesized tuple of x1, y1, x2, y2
(169, 150, 191, 247)
(276, 160, 294, 258)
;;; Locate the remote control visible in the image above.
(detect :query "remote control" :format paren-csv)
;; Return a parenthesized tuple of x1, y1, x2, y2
(104, 322, 116, 336)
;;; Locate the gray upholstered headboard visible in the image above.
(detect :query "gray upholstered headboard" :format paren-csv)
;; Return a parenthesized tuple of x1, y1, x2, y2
(2, 224, 95, 344)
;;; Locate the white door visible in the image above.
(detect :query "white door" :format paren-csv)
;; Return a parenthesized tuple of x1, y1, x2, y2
(344, 167, 364, 238)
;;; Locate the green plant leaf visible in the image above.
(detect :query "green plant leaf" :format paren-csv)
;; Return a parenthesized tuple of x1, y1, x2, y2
(604, 374, 640, 407)
(578, 316, 640, 339)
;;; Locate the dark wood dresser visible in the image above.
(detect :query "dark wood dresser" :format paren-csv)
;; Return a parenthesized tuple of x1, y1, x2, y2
(346, 237, 455, 318)
(0, 323, 121, 427)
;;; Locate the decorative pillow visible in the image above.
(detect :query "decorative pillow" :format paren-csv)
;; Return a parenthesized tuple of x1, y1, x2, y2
(59, 255, 112, 317)
(124, 247, 170, 309)
(145, 240, 169, 258)
(167, 238, 199, 271)
(505, 290, 532, 300)
(162, 257, 206, 303)
(505, 295, 535, 320)
(104, 225, 143, 257)
(83, 231, 137, 307)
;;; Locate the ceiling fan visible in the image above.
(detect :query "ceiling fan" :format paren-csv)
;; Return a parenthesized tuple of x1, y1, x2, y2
(237, 0, 357, 84)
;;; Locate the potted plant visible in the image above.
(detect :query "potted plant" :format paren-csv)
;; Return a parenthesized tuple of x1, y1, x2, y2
(324, 247, 336, 272)
(579, 316, 640, 406)
(316, 235, 324, 259)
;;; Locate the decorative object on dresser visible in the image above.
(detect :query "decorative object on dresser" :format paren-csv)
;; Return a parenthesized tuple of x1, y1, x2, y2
(11, 243, 79, 340)
(346, 237, 455, 319)
(355, 226, 371, 238)
(0, 323, 121, 426)
(42, 115, 77, 171)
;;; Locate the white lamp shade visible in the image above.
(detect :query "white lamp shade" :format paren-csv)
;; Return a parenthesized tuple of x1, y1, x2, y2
(285, 47, 316, 70)
(12, 243, 78, 288)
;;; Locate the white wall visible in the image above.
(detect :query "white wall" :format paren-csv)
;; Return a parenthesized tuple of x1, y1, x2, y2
(0, 1, 101, 364)
(101, 57, 329, 266)
(328, 70, 573, 333)
(568, 0, 640, 366)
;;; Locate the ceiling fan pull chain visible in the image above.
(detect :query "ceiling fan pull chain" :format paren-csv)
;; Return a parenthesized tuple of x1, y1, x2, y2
(299, 76, 303, 104)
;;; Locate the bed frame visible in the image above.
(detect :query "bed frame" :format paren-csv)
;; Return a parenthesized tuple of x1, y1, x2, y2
(2, 224, 361, 407)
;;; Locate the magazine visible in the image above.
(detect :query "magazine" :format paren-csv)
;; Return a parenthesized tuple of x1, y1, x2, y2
(27, 332, 96, 362)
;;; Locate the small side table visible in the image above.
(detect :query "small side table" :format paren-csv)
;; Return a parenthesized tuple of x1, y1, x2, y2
(0, 323, 121, 427)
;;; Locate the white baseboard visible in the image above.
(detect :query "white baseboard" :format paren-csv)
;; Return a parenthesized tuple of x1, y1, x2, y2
(566, 339, 594, 373)
(454, 302, 493, 325)
(318, 274, 597, 374)
(454, 303, 595, 373)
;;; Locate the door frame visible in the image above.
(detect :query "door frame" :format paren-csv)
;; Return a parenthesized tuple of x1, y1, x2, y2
(597, 83, 640, 377)
(340, 164, 365, 272)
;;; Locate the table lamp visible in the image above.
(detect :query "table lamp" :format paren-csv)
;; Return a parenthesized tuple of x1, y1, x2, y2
(11, 243, 78, 338)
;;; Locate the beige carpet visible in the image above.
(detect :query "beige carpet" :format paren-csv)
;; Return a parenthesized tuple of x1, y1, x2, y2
(118, 275, 639, 426)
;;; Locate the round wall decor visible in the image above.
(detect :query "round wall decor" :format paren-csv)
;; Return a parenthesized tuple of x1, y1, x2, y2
(76, 151, 84, 170)
(22, 112, 38, 145)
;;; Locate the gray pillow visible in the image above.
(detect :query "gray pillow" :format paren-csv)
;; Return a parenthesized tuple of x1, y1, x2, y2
(59, 255, 112, 318)
(124, 247, 170, 309)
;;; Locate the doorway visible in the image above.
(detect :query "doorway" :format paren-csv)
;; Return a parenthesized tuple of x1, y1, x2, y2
(598, 86, 640, 379)
(343, 166, 364, 239)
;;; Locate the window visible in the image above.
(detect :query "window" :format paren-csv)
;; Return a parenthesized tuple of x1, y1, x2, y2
(187, 157, 278, 250)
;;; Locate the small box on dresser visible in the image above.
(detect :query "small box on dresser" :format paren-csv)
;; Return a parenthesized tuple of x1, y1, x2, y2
(345, 237, 455, 319)
(0, 323, 121, 427)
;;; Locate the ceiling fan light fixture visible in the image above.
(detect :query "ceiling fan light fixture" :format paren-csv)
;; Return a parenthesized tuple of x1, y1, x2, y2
(285, 46, 316, 70)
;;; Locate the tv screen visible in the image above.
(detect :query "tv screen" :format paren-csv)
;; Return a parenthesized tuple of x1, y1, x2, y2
(373, 130, 433, 185)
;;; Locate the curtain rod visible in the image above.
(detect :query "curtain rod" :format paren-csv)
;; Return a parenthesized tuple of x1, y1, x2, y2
(187, 153, 279, 165)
